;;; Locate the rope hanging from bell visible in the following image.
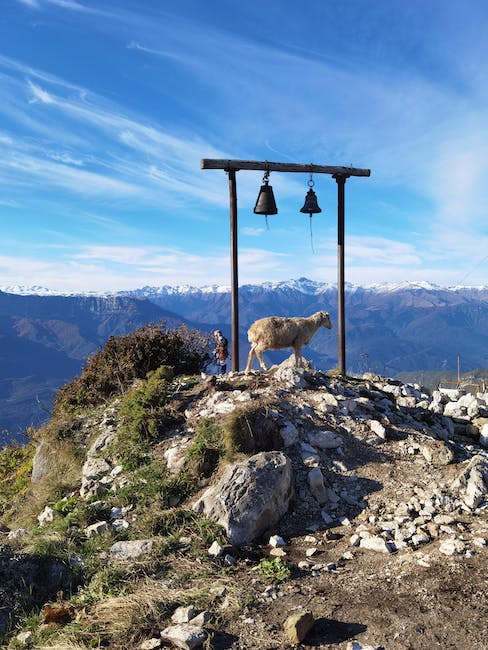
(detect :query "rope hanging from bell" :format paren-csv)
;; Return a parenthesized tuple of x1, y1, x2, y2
(300, 174, 322, 253)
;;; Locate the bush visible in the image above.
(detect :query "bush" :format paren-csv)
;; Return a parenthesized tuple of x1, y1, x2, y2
(222, 401, 282, 456)
(54, 323, 211, 413)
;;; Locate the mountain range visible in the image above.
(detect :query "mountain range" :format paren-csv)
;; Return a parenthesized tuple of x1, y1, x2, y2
(1, 278, 488, 439)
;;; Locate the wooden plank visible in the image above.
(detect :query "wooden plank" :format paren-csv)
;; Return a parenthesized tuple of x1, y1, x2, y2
(201, 158, 370, 177)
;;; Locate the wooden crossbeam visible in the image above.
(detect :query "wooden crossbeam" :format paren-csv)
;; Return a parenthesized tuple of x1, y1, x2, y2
(201, 159, 370, 177)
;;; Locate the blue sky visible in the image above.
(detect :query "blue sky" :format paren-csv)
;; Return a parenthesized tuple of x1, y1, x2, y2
(1, 0, 488, 291)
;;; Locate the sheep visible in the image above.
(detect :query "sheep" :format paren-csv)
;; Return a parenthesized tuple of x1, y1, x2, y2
(244, 311, 332, 374)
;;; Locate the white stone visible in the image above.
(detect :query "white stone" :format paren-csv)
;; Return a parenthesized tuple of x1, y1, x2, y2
(111, 519, 129, 531)
(16, 631, 33, 645)
(7, 528, 29, 539)
(279, 421, 299, 446)
(207, 541, 224, 557)
(110, 539, 153, 559)
(37, 506, 59, 526)
(369, 420, 386, 439)
(269, 535, 285, 547)
(349, 534, 361, 547)
(308, 430, 343, 449)
(443, 402, 465, 418)
(160, 623, 207, 650)
(439, 538, 465, 556)
(359, 536, 394, 553)
(82, 457, 111, 480)
(84, 521, 109, 537)
(140, 639, 162, 650)
(308, 467, 327, 504)
(479, 424, 488, 447)
(172, 605, 198, 624)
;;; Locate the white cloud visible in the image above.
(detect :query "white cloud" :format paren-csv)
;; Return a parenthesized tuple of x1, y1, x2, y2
(241, 227, 265, 237)
(15, 0, 39, 7)
(27, 81, 55, 105)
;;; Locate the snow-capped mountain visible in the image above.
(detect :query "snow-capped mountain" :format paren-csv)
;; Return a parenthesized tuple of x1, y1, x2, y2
(2, 277, 488, 438)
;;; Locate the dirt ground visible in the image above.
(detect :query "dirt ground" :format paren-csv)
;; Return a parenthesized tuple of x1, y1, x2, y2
(207, 430, 488, 650)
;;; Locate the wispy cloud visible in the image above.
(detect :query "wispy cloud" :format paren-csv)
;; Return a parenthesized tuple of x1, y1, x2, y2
(27, 80, 55, 105)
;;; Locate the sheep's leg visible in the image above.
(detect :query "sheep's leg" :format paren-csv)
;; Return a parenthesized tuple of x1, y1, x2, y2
(293, 345, 303, 368)
(245, 345, 257, 374)
(255, 348, 268, 370)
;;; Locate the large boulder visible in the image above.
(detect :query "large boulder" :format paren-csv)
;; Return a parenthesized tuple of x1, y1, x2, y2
(193, 452, 293, 545)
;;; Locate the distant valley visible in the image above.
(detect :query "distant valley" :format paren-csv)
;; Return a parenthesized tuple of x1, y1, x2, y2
(1, 278, 488, 439)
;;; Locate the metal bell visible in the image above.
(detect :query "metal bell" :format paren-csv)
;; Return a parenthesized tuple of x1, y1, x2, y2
(254, 179, 278, 216)
(300, 187, 322, 215)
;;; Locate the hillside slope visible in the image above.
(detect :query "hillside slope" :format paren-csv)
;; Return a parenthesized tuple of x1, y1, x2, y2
(1, 342, 487, 649)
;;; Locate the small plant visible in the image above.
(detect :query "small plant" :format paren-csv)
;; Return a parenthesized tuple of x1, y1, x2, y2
(185, 419, 224, 477)
(257, 557, 291, 583)
(222, 401, 281, 457)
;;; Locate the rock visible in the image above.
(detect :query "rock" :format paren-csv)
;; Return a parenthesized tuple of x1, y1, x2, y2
(189, 611, 211, 626)
(82, 457, 111, 480)
(7, 528, 28, 540)
(111, 519, 130, 531)
(274, 366, 307, 388)
(369, 420, 386, 440)
(283, 611, 315, 643)
(160, 623, 207, 649)
(443, 402, 464, 418)
(15, 631, 33, 645)
(193, 452, 293, 545)
(171, 605, 197, 624)
(280, 421, 299, 446)
(480, 423, 488, 447)
(308, 430, 343, 449)
(110, 539, 153, 560)
(308, 467, 327, 504)
(84, 521, 109, 537)
(37, 506, 59, 526)
(207, 541, 224, 557)
(421, 439, 454, 466)
(452, 455, 488, 508)
(269, 534, 285, 547)
(140, 639, 162, 650)
(87, 430, 116, 457)
(31, 441, 57, 483)
(439, 539, 466, 556)
(359, 536, 394, 553)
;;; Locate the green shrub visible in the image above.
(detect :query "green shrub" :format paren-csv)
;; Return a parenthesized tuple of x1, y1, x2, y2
(257, 557, 291, 583)
(222, 401, 282, 457)
(54, 323, 211, 413)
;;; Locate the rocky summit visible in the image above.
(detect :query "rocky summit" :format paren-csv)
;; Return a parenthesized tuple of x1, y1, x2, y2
(1, 357, 487, 649)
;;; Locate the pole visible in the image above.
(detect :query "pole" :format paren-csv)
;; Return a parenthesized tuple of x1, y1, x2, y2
(334, 174, 348, 376)
(228, 169, 239, 371)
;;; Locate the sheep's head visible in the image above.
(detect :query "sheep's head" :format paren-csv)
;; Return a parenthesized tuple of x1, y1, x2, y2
(319, 311, 332, 329)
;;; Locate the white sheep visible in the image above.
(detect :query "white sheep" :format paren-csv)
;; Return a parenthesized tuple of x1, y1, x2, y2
(244, 311, 332, 374)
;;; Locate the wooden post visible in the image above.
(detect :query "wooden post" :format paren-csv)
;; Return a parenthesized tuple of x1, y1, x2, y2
(228, 169, 239, 371)
(334, 174, 348, 376)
